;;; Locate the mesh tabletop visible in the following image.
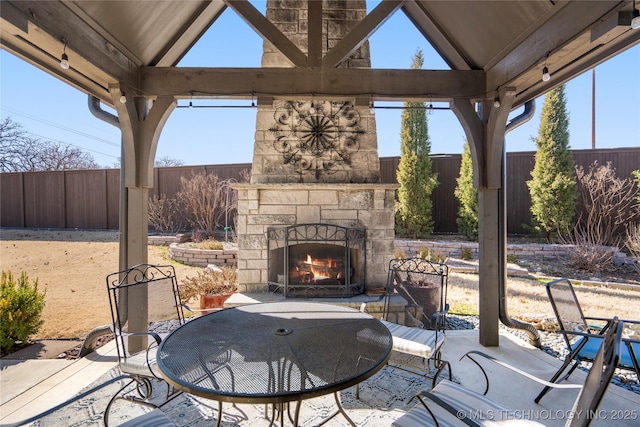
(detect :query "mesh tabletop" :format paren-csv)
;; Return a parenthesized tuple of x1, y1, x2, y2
(157, 302, 392, 404)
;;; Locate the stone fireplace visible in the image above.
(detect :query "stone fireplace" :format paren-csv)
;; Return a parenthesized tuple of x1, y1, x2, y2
(234, 183, 396, 294)
(233, 0, 397, 295)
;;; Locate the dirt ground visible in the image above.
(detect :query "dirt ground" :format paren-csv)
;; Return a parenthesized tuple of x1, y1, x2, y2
(1, 228, 639, 340)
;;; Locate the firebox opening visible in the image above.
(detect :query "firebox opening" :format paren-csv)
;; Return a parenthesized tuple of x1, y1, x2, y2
(267, 224, 366, 298)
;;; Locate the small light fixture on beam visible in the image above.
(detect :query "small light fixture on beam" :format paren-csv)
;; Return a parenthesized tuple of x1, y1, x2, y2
(369, 95, 375, 114)
(542, 66, 551, 82)
(493, 97, 501, 108)
(119, 92, 127, 104)
(541, 53, 551, 82)
(632, 0, 640, 29)
(59, 40, 69, 70)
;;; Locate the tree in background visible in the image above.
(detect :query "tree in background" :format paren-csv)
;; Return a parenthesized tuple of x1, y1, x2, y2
(155, 156, 185, 167)
(526, 85, 577, 240)
(395, 50, 438, 238)
(454, 140, 478, 240)
(633, 170, 640, 204)
(0, 117, 98, 171)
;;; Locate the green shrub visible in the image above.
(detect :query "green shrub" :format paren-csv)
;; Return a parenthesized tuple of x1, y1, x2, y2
(417, 247, 431, 259)
(526, 85, 577, 240)
(454, 140, 478, 240)
(431, 250, 447, 263)
(198, 240, 224, 250)
(1, 271, 46, 349)
(460, 247, 474, 260)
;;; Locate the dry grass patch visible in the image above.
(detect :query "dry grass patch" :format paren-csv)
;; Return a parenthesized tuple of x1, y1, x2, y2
(0, 229, 201, 339)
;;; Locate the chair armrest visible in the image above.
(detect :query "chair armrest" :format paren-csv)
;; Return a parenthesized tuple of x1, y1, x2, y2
(182, 303, 219, 315)
(431, 306, 449, 331)
(462, 351, 583, 395)
(2, 375, 131, 427)
(429, 359, 452, 389)
(114, 330, 162, 344)
(182, 303, 201, 314)
(415, 388, 483, 427)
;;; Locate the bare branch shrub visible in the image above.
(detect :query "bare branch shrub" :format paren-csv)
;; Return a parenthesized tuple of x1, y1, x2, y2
(574, 161, 639, 246)
(625, 222, 640, 261)
(562, 225, 618, 272)
(148, 193, 184, 234)
(238, 168, 251, 183)
(561, 161, 640, 272)
(177, 173, 238, 238)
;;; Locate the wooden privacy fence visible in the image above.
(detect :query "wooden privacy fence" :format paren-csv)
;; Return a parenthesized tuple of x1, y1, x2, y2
(1, 148, 638, 234)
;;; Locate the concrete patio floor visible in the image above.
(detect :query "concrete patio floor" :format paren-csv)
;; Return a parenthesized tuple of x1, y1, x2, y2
(1, 313, 639, 426)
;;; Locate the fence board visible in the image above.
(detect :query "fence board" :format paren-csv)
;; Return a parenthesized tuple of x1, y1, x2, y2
(23, 172, 65, 228)
(64, 170, 109, 229)
(506, 152, 536, 234)
(106, 169, 120, 229)
(0, 173, 24, 227)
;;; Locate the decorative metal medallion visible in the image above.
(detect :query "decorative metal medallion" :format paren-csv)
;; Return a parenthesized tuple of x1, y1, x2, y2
(269, 101, 365, 179)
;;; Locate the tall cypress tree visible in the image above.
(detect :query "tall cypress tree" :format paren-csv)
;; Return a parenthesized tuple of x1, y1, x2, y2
(526, 85, 577, 240)
(395, 50, 438, 238)
(454, 140, 478, 240)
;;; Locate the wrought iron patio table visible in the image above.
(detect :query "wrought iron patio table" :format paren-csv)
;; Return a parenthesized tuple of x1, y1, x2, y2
(156, 301, 393, 426)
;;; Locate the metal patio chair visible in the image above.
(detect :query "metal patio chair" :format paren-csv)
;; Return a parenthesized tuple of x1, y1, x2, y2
(381, 257, 450, 381)
(535, 278, 640, 403)
(393, 317, 624, 427)
(106, 263, 186, 411)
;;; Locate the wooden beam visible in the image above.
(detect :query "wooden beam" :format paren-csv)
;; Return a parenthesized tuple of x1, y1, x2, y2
(2, 1, 137, 81)
(486, 1, 619, 92)
(323, 0, 405, 68)
(140, 67, 485, 101)
(224, 0, 307, 67)
(307, 0, 322, 67)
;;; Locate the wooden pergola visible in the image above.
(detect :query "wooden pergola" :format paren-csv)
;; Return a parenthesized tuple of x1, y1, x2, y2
(2, 0, 639, 347)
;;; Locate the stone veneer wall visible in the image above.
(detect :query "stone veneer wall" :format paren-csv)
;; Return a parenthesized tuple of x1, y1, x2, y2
(234, 183, 398, 293)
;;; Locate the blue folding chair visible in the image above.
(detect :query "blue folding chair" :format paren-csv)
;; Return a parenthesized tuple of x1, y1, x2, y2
(535, 278, 639, 403)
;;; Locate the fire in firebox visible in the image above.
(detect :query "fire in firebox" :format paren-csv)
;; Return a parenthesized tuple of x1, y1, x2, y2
(290, 253, 345, 285)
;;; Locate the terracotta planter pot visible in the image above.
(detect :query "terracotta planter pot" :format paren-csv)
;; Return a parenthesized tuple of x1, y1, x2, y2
(198, 293, 233, 315)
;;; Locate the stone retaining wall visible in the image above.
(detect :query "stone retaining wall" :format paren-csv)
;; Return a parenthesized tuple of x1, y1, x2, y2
(148, 234, 188, 246)
(395, 239, 578, 260)
(164, 238, 631, 271)
(168, 243, 238, 268)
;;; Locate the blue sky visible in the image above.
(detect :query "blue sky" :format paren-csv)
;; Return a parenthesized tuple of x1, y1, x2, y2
(1, 2, 639, 168)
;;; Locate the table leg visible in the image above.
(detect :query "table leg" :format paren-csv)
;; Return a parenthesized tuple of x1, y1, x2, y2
(315, 392, 356, 427)
(292, 400, 302, 426)
(215, 401, 223, 427)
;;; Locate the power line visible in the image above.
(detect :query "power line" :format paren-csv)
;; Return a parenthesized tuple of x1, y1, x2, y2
(1, 106, 120, 147)
(25, 131, 120, 160)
